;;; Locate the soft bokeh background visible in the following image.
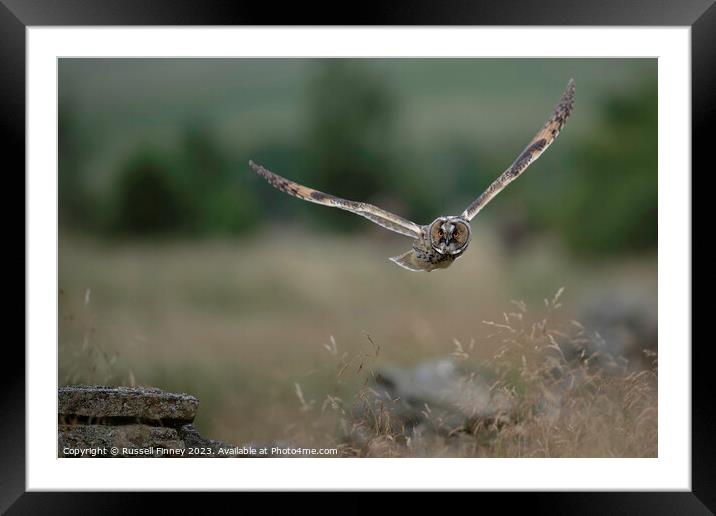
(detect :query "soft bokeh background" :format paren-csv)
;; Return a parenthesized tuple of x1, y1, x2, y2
(58, 59, 657, 449)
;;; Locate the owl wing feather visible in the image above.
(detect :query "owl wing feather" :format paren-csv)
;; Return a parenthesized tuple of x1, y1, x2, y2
(249, 160, 423, 239)
(389, 249, 424, 271)
(461, 79, 575, 221)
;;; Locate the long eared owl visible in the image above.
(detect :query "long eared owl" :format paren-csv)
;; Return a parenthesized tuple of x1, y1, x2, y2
(250, 79, 575, 272)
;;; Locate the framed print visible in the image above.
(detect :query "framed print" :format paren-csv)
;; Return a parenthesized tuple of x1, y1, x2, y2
(4, 0, 711, 510)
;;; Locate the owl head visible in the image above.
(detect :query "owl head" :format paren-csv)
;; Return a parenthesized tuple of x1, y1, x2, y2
(428, 216, 472, 256)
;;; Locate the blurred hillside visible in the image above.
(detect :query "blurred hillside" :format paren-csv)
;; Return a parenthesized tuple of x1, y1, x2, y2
(59, 58, 657, 256)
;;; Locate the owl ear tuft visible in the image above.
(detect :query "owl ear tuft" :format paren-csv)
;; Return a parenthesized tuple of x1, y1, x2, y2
(389, 250, 424, 272)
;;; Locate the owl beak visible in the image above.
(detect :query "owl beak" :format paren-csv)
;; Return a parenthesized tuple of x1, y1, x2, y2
(445, 227, 454, 243)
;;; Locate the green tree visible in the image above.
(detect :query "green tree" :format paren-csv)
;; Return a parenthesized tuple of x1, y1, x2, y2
(540, 78, 658, 256)
(177, 122, 259, 236)
(110, 149, 193, 235)
(303, 60, 402, 231)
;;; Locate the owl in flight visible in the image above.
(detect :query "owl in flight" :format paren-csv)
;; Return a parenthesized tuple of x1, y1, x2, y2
(250, 79, 574, 272)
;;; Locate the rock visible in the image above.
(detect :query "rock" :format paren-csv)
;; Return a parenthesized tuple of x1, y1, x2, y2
(577, 289, 658, 370)
(58, 385, 199, 425)
(57, 385, 306, 458)
(58, 424, 184, 457)
(356, 358, 513, 435)
(179, 424, 236, 455)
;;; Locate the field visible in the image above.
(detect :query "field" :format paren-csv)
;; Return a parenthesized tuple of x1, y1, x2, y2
(58, 228, 657, 456)
(58, 57, 658, 457)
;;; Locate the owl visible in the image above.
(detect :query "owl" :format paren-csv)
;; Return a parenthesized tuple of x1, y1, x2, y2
(250, 79, 575, 272)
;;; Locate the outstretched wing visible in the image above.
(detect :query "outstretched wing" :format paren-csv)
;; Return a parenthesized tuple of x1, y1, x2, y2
(249, 161, 423, 239)
(461, 79, 575, 221)
(389, 249, 424, 272)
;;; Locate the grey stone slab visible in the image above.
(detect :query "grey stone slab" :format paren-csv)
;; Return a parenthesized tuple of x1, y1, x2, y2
(58, 385, 198, 423)
(58, 424, 184, 457)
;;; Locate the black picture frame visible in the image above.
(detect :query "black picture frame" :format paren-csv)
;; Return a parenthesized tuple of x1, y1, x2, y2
(4, 0, 710, 511)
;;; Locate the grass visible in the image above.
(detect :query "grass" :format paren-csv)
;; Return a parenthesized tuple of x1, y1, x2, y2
(58, 229, 657, 456)
(285, 288, 657, 458)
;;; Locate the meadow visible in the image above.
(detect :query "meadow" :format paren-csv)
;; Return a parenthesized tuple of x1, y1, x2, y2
(58, 228, 657, 456)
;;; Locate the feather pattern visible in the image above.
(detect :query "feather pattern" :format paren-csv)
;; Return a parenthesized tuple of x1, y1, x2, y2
(249, 161, 422, 239)
(461, 79, 575, 221)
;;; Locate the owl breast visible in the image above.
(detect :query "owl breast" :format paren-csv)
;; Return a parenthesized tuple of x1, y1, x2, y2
(413, 239, 457, 270)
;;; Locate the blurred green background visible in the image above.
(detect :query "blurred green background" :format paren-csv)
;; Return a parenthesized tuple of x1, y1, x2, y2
(58, 59, 657, 446)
